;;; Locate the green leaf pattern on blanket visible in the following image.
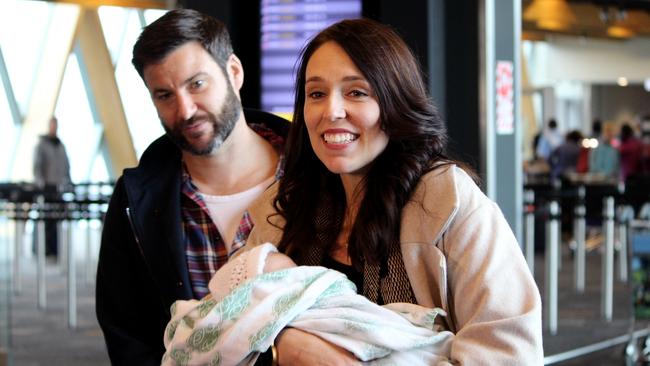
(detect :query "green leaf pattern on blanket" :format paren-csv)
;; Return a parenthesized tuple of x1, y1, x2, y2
(315, 278, 353, 306)
(187, 325, 220, 352)
(208, 353, 221, 366)
(166, 319, 180, 342)
(249, 321, 280, 351)
(248, 273, 324, 353)
(169, 348, 191, 365)
(182, 315, 195, 329)
(218, 282, 253, 321)
(198, 298, 217, 318)
(343, 316, 376, 333)
(361, 343, 392, 360)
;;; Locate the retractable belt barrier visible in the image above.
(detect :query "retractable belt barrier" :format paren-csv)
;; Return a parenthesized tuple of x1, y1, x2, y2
(0, 182, 113, 329)
(526, 174, 650, 363)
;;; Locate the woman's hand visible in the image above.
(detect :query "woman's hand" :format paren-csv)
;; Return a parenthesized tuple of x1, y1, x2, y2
(276, 328, 361, 366)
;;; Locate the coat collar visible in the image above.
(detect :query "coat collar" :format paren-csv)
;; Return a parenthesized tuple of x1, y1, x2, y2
(400, 164, 459, 247)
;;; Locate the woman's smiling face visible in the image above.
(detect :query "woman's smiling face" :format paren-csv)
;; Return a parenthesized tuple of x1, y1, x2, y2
(303, 41, 388, 177)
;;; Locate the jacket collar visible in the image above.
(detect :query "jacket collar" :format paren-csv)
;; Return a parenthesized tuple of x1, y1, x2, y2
(400, 164, 459, 247)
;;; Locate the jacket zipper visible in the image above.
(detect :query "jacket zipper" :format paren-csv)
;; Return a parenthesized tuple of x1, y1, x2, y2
(125, 207, 146, 258)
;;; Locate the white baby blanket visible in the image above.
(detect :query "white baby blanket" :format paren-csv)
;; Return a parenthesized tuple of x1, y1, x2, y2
(162, 243, 454, 365)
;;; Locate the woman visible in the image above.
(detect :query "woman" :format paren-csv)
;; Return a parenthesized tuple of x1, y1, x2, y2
(247, 18, 543, 365)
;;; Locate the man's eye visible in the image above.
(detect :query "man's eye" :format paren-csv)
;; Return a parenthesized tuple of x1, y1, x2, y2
(192, 80, 205, 89)
(155, 93, 171, 101)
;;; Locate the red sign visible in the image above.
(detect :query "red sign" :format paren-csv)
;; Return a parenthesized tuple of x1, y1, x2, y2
(496, 61, 514, 135)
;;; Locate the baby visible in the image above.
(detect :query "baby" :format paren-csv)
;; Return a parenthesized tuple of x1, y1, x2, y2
(162, 243, 455, 366)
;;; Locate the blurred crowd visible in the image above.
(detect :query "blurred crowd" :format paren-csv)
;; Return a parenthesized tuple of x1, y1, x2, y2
(524, 116, 650, 184)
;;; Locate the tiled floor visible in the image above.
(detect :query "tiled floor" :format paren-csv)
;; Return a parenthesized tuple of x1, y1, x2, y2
(9, 258, 109, 366)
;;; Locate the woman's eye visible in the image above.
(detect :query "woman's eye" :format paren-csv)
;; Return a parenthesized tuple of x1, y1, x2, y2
(308, 91, 324, 99)
(349, 90, 368, 97)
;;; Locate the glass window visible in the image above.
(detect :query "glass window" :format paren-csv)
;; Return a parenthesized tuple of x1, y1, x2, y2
(55, 50, 102, 183)
(0, 73, 16, 180)
(90, 149, 110, 183)
(98, 6, 131, 66)
(110, 8, 165, 158)
(0, 0, 51, 116)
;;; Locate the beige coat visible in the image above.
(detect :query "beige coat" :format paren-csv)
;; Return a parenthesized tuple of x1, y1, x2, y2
(247, 164, 543, 365)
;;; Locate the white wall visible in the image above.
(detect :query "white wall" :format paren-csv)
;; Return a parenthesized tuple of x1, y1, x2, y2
(529, 36, 650, 85)
(591, 84, 650, 126)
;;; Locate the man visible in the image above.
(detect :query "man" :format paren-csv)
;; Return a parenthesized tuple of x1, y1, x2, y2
(33, 116, 71, 257)
(95, 9, 288, 365)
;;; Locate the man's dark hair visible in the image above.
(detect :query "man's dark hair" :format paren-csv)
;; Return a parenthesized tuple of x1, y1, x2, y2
(548, 118, 557, 129)
(132, 8, 233, 79)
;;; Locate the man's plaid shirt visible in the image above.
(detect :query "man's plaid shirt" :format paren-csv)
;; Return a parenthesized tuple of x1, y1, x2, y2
(181, 123, 285, 298)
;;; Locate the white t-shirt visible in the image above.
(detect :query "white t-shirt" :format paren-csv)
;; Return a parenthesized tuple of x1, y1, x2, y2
(201, 175, 275, 253)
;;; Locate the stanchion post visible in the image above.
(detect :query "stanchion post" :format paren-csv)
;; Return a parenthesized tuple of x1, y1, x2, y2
(85, 216, 93, 285)
(574, 186, 586, 293)
(546, 200, 560, 335)
(617, 205, 634, 283)
(602, 196, 615, 322)
(524, 189, 535, 275)
(66, 215, 76, 329)
(13, 217, 23, 295)
(36, 195, 47, 310)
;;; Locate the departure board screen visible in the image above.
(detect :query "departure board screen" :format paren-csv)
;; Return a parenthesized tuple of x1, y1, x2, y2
(260, 0, 362, 114)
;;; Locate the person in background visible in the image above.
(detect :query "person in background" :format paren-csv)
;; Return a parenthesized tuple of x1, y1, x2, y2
(591, 118, 602, 139)
(245, 18, 543, 365)
(549, 130, 583, 180)
(95, 9, 288, 365)
(536, 118, 563, 162)
(641, 115, 650, 174)
(575, 119, 603, 173)
(589, 121, 620, 179)
(618, 123, 642, 181)
(33, 116, 71, 257)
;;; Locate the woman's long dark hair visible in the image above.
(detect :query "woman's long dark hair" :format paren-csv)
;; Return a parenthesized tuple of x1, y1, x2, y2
(275, 18, 450, 269)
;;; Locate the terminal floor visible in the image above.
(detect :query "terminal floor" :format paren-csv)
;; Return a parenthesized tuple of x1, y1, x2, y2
(5, 244, 644, 365)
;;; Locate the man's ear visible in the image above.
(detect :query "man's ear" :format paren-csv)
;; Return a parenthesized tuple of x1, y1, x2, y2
(226, 54, 244, 92)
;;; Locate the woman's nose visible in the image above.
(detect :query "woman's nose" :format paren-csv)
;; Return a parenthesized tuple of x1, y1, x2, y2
(325, 95, 346, 121)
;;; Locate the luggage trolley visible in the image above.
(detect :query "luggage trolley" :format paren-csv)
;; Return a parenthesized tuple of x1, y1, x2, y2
(625, 218, 650, 365)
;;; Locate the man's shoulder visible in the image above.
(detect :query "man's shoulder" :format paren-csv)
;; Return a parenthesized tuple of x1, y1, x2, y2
(123, 135, 181, 181)
(243, 108, 290, 138)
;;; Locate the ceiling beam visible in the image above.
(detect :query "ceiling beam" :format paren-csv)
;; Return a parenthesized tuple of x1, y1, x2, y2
(44, 0, 170, 10)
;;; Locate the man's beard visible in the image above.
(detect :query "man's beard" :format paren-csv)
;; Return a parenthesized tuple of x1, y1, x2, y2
(164, 86, 242, 156)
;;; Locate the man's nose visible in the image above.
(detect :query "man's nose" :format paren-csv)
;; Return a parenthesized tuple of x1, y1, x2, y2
(176, 94, 197, 121)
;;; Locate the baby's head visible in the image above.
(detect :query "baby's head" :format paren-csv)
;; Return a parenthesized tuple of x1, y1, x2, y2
(207, 243, 294, 302)
(263, 252, 296, 273)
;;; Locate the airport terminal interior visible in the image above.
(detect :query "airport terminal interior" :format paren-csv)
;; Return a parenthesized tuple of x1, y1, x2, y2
(1, 0, 650, 364)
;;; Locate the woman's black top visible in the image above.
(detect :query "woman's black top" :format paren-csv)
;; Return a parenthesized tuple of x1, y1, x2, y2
(321, 255, 364, 295)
